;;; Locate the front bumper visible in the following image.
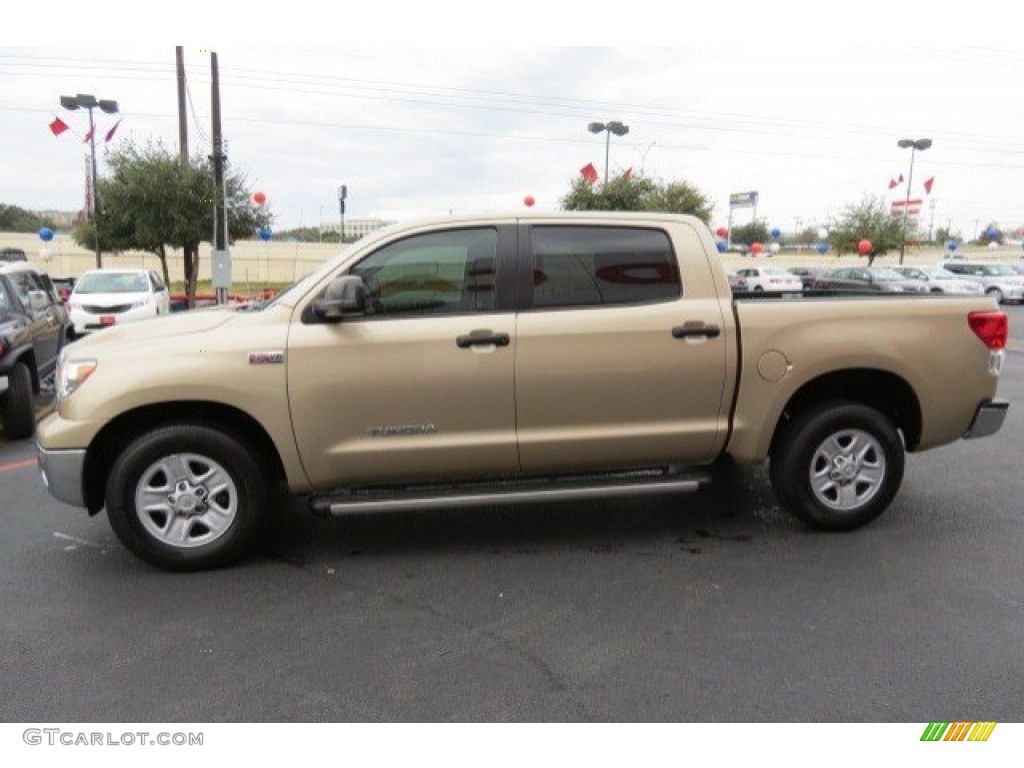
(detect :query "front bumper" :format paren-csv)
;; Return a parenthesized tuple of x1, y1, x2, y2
(37, 445, 87, 507)
(964, 400, 1009, 440)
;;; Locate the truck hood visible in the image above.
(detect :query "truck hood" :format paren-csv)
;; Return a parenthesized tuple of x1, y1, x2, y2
(68, 305, 241, 354)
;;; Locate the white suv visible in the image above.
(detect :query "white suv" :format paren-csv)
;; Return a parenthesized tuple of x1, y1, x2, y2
(67, 269, 171, 337)
(941, 261, 1024, 304)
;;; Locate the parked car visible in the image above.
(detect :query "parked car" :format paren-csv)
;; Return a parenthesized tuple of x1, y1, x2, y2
(1, 247, 28, 263)
(941, 261, 1024, 304)
(725, 268, 749, 293)
(67, 269, 171, 337)
(890, 266, 984, 295)
(815, 267, 929, 293)
(733, 266, 803, 292)
(0, 262, 69, 438)
(787, 266, 829, 289)
(51, 277, 76, 303)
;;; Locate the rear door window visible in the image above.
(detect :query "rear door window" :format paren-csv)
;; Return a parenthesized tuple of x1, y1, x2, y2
(528, 226, 680, 309)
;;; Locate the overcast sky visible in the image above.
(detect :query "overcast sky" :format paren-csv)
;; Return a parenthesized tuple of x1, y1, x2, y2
(4, 6, 1023, 240)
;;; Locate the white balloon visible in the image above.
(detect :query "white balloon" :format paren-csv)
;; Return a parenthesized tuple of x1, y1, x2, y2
(769, 242, 781, 254)
(39, 247, 52, 260)
(988, 241, 998, 249)
(816, 228, 828, 240)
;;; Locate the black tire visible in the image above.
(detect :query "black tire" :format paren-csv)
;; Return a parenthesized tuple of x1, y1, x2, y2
(2, 362, 36, 440)
(754, 285, 764, 292)
(770, 400, 904, 531)
(986, 287, 1004, 304)
(105, 424, 268, 571)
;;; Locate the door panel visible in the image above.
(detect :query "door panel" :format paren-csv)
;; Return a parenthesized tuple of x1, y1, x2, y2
(287, 226, 519, 489)
(515, 225, 728, 474)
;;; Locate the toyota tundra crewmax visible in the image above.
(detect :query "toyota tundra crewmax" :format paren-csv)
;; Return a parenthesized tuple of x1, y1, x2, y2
(36, 213, 1009, 570)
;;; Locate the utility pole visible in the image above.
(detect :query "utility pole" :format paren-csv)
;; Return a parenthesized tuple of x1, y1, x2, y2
(175, 46, 193, 301)
(338, 185, 347, 244)
(210, 52, 230, 305)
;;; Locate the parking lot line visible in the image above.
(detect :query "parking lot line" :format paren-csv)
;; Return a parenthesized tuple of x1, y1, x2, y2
(0, 458, 37, 473)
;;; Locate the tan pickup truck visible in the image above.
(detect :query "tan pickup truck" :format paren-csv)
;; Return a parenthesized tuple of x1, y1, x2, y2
(36, 213, 1010, 570)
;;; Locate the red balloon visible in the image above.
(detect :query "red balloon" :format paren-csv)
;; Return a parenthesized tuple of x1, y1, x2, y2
(716, 227, 728, 238)
(751, 242, 764, 255)
(253, 191, 267, 205)
(524, 195, 535, 207)
(858, 239, 872, 255)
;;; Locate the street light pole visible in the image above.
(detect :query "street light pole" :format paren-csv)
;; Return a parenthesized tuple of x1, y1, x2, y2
(897, 137, 932, 264)
(587, 121, 630, 184)
(60, 93, 118, 268)
(338, 185, 348, 244)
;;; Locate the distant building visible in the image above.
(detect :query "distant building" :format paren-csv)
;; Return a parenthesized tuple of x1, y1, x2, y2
(324, 218, 395, 242)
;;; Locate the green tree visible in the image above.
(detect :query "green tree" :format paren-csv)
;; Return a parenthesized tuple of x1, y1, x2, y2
(74, 140, 270, 304)
(561, 173, 713, 223)
(730, 221, 770, 246)
(828, 196, 904, 266)
(0, 204, 57, 233)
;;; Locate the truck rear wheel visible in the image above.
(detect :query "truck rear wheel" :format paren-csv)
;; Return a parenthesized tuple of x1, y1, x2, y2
(2, 362, 35, 440)
(105, 424, 267, 571)
(770, 400, 904, 531)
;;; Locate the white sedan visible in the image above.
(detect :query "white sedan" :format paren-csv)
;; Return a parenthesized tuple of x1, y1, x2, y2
(67, 269, 171, 337)
(733, 266, 804, 292)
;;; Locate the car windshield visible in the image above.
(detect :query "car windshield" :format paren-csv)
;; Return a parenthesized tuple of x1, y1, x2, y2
(763, 267, 791, 276)
(74, 272, 149, 293)
(922, 268, 955, 279)
(869, 269, 905, 281)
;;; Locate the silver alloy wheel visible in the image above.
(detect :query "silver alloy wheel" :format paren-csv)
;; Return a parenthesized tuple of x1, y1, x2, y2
(808, 429, 886, 511)
(134, 452, 239, 548)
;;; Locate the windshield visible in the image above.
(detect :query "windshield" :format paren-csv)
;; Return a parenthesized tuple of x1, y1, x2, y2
(262, 258, 340, 309)
(74, 272, 148, 294)
(922, 268, 955, 280)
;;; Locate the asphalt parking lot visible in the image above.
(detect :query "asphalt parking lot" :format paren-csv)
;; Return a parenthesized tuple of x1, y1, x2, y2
(1, 305, 1022, 722)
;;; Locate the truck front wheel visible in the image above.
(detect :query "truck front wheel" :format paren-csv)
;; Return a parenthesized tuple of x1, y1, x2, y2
(770, 401, 904, 531)
(105, 424, 267, 571)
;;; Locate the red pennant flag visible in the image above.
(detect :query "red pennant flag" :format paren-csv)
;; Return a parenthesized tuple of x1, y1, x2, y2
(580, 162, 599, 184)
(923, 176, 935, 194)
(888, 173, 904, 189)
(622, 167, 633, 180)
(104, 118, 122, 143)
(49, 117, 69, 137)
(82, 127, 95, 143)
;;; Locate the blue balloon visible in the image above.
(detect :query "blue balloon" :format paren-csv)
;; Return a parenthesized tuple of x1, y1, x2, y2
(715, 240, 728, 253)
(259, 227, 272, 242)
(816, 241, 829, 255)
(38, 227, 54, 242)
(948, 240, 958, 251)
(986, 228, 998, 241)
(770, 227, 781, 239)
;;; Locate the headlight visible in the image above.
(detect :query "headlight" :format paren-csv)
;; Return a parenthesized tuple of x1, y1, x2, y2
(57, 354, 98, 402)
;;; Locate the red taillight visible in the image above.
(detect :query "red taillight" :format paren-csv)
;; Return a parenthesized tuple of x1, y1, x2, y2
(968, 310, 1008, 350)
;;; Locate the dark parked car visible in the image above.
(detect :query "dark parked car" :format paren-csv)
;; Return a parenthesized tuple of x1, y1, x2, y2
(787, 266, 830, 289)
(814, 266, 928, 294)
(0, 263, 69, 439)
(1, 247, 28, 263)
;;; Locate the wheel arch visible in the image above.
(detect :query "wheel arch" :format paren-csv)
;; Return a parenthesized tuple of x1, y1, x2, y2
(770, 368, 922, 457)
(83, 401, 286, 514)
